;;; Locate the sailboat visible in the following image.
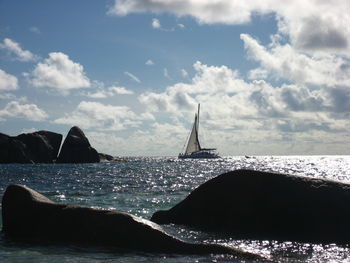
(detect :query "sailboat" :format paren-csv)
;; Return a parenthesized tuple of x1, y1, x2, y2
(178, 104, 220, 159)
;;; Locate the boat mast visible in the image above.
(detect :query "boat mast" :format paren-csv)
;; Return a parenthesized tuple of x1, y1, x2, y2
(197, 103, 200, 133)
(196, 103, 201, 150)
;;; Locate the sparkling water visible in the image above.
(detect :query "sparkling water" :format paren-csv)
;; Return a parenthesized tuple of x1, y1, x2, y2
(1, 156, 350, 262)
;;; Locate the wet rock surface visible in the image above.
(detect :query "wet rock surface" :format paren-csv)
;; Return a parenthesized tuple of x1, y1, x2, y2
(152, 169, 350, 244)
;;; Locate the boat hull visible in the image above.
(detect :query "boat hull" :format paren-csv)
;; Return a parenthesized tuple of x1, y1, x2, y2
(178, 151, 220, 159)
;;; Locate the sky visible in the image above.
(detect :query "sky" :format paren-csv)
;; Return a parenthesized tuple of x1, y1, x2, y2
(1, 0, 350, 156)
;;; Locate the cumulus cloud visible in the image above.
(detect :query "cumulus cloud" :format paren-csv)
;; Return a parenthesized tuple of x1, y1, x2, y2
(31, 52, 91, 94)
(0, 69, 18, 91)
(140, 62, 250, 117)
(108, 0, 350, 56)
(139, 61, 348, 139)
(293, 16, 348, 51)
(0, 38, 38, 62)
(108, 0, 262, 24)
(0, 101, 48, 121)
(240, 33, 350, 87)
(248, 68, 268, 80)
(54, 101, 153, 131)
(124, 71, 141, 83)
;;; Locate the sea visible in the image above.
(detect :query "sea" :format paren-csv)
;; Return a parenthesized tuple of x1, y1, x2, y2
(1, 156, 350, 263)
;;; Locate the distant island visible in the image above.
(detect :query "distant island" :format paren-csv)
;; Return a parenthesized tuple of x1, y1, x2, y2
(0, 126, 121, 164)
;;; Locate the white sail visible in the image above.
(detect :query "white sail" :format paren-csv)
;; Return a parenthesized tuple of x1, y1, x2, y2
(179, 103, 219, 159)
(184, 114, 201, 154)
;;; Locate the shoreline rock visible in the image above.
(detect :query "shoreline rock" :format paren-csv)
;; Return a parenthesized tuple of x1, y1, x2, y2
(57, 126, 99, 163)
(151, 169, 350, 244)
(98, 153, 126, 162)
(0, 126, 106, 164)
(1, 184, 261, 259)
(0, 131, 62, 164)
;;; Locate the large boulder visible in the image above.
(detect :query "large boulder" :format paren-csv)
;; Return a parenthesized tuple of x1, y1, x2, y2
(0, 133, 32, 163)
(16, 131, 62, 163)
(151, 169, 350, 244)
(1, 184, 260, 258)
(57, 126, 99, 163)
(0, 131, 62, 164)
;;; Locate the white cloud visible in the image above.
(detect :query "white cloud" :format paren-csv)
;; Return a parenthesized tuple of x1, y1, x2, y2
(151, 17, 176, 32)
(110, 86, 134, 95)
(86, 92, 109, 99)
(248, 68, 268, 80)
(0, 101, 48, 121)
(151, 18, 161, 29)
(86, 85, 134, 98)
(292, 16, 347, 51)
(54, 101, 153, 131)
(139, 62, 249, 115)
(108, 0, 261, 24)
(124, 71, 141, 83)
(139, 61, 349, 137)
(177, 23, 185, 29)
(0, 69, 18, 91)
(0, 38, 38, 62)
(277, 5, 350, 55)
(31, 52, 91, 94)
(108, 0, 350, 56)
(145, 59, 154, 65)
(240, 33, 350, 87)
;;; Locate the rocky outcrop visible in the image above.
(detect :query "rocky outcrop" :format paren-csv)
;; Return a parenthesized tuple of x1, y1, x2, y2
(0, 133, 31, 163)
(99, 153, 125, 162)
(16, 131, 62, 163)
(0, 127, 102, 164)
(151, 169, 350, 244)
(0, 131, 62, 164)
(57, 126, 100, 163)
(1, 184, 260, 259)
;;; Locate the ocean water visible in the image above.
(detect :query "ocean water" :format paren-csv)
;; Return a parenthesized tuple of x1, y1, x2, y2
(1, 156, 350, 262)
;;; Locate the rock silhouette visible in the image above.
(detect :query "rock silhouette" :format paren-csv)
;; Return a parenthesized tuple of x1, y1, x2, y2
(151, 169, 350, 244)
(1, 184, 261, 259)
(57, 126, 100, 163)
(0, 131, 62, 164)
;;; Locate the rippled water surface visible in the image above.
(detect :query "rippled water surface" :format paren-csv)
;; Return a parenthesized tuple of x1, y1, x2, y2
(1, 156, 350, 262)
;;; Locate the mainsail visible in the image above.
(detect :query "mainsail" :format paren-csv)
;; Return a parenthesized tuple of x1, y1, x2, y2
(179, 104, 219, 159)
(184, 113, 201, 154)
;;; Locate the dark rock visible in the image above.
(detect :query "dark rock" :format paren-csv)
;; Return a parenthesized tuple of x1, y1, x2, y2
(16, 131, 62, 163)
(0, 133, 32, 163)
(1, 184, 260, 258)
(151, 169, 350, 244)
(57, 126, 99, 163)
(0, 131, 62, 164)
